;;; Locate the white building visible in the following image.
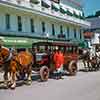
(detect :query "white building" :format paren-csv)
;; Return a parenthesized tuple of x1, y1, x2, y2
(0, 0, 90, 48)
(84, 17, 100, 53)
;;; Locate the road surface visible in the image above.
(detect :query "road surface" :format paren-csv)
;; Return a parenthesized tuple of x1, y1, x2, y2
(0, 60, 100, 100)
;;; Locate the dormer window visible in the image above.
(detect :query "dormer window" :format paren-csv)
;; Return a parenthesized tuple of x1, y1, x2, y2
(51, 2, 60, 11)
(30, 0, 40, 4)
(41, 0, 51, 8)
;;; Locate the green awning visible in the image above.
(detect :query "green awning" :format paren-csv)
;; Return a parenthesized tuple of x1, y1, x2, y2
(60, 6, 67, 14)
(0, 36, 33, 48)
(30, 0, 40, 4)
(51, 3, 60, 11)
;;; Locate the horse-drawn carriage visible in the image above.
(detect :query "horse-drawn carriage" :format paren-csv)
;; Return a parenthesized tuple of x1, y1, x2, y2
(80, 47, 100, 71)
(0, 40, 79, 89)
(31, 41, 79, 81)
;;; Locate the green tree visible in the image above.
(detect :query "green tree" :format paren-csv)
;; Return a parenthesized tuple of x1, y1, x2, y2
(95, 10, 100, 17)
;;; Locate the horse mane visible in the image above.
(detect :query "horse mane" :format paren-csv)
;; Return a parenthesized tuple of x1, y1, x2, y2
(2, 46, 9, 51)
(17, 51, 33, 66)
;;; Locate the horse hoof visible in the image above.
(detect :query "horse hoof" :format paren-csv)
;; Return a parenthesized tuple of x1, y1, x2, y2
(25, 80, 32, 85)
(10, 85, 16, 89)
(7, 82, 12, 87)
(10, 83, 16, 89)
(10, 86, 15, 90)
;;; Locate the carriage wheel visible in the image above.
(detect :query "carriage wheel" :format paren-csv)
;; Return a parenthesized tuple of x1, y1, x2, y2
(68, 61, 77, 76)
(40, 66, 49, 81)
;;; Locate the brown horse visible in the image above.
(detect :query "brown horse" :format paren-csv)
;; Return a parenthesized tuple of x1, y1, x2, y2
(0, 47, 33, 89)
(0, 46, 12, 85)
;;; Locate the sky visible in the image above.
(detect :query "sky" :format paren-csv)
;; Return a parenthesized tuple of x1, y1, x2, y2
(83, 0, 100, 16)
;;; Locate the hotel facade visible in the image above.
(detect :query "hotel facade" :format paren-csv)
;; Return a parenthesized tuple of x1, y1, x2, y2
(0, 0, 90, 48)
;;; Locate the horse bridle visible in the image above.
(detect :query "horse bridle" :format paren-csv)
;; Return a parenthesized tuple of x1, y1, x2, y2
(0, 49, 12, 63)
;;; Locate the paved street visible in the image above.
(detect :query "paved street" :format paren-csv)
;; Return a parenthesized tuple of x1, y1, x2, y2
(0, 61, 100, 100)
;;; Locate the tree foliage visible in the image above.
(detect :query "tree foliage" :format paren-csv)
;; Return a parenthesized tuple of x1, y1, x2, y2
(86, 10, 100, 18)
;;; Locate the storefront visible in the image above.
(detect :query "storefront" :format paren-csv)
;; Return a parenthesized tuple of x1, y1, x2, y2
(0, 36, 34, 48)
(0, 36, 79, 50)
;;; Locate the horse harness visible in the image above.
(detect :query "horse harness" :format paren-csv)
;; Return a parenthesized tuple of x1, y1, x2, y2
(11, 54, 32, 73)
(0, 48, 12, 63)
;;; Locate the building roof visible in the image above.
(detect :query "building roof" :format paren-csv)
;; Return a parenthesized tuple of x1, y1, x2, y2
(87, 17, 100, 29)
(60, 0, 82, 10)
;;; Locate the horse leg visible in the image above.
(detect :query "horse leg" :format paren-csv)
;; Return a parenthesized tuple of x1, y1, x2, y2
(3, 61, 12, 88)
(10, 61, 17, 89)
(3, 63, 10, 88)
(82, 60, 85, 67)
(3, 70, 9, 88)
(83, 60, 88, 71)
(26, 65, 32, 85)
(3, 71, 12, 88)
(97, 60, 100, 70)
(86, 60, 90, 71)
(10, 71, 16, 89)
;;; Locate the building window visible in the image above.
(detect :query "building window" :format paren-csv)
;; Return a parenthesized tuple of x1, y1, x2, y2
(30, 0, 40, 4)
(5, 14, 10, 30)
(74, 28, 77, 38)
(17, 16, 22, 31)
(67, 26, 70, 38)
(80, 29, 82, 39)
(42, 21, 45, 33)
(52, 24, 55, 36)
(60, 25, 63, 34)
(30, 18, 34, 33)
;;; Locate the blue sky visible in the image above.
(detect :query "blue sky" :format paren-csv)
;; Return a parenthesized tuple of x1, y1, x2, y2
(83, 0, 100, 16)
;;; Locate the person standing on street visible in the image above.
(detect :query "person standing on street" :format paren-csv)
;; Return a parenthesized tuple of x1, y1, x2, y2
(53, 48, 64, 79)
